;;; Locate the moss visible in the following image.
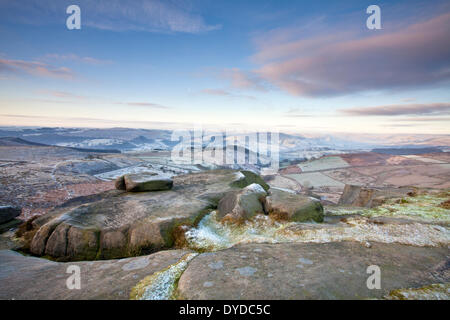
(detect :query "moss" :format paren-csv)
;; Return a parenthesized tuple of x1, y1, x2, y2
(327, 191, 450, 223)
(386, 283, 450, 300)
(231, 170, 270, 192)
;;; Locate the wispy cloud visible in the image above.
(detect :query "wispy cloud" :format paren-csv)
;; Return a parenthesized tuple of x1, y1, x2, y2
(238, 12, 450, 97)
(36, 90, 87, 100)
(201, 88, 256, 100)
(0, 0, 221, 34)
(283, 107, 312, 118)
(25, 90, 172, 109)
(0, 58, 74, 79)
(221, 68, 268, 92)
(42, 54, 112, 65)
(396, 116, 450, 122)
(0, 114, 184, 128)
(340, 103, 450, 116)
(201, 88, 231, 96)
(117, 102, 171, 109)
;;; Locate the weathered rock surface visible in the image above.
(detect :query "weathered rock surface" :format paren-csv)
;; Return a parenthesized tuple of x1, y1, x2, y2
(177, 242, 450, 300)
(338, 184, 413, 208)
(123, 173, 173, 192)
(0, 249, 190, 300)
(0, 206, 21, 224)
(217, 184, 267, 223)
(264, 189, 324, 222)
(114, 175, 126, 190)
(24, 170, 262, 261)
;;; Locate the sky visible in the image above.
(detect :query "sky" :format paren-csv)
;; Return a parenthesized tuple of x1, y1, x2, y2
(0, 0, 449, 134)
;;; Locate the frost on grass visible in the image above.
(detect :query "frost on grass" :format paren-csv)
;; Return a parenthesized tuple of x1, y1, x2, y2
(185, 211, 288, 251)
(328, 192, 450, 223)
(130, 253, 198, 300)
(185, 212, 450, 251)
(386, 283, 450, 300)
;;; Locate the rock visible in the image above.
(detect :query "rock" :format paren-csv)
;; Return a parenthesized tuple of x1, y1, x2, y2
(177, 242, 449, 300)
(123, 173, 173, 192)
(230, 170, 270, 192)
(24, 170, 264, 261)
(217, 183, 267, 223)
(0, 206, 21, 224)
(0, 249, 191, 300)
(0, 218, 21, 234)
(338, 185, 413, 208)
(27, 192, 211, 261)
(264, 189, 323, 222)
(114, 175, 126, 190)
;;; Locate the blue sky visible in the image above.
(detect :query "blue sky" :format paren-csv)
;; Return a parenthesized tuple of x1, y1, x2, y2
(0, 0, 449, 134)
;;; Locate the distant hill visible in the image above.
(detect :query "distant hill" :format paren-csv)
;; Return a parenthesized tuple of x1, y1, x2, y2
(0, 137, 47, 147)
(371, 147, 442, 155)
(0, 137, 120, 154)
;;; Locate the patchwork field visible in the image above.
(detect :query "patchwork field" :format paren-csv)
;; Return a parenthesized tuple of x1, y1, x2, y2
(278, 152, 450, 203)
(297, 156, 350, 172)
(286, 172, 345, 188)
(403, 155, 446, 164)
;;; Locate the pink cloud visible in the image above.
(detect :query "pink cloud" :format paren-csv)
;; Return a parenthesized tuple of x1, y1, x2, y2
(0, 58, 74, 79)
(245, 12, 450, 97)
(222, 68, 267, 92)
(340, 103, 450, 116)
(43, 54, 112, 65)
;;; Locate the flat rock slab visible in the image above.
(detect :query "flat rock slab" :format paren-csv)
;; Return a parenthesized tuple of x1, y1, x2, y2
(177, 242, 450, 299)
(0, 206, 21, 224)
(26, 170, 251, 261)
(0, 249, 190, 300)
(338, 184, 413, 208)
(123, 173, 173, 192)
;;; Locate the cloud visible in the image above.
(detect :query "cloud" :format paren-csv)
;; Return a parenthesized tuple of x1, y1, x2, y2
(0, 0, 221, 34)
(284, 114, 313, 118)
(201, 89, 232, 96)
(0, 58, 74, 79)
(118, 102, 171, 109)
(0, 114, 183, 128)
(201, 88, 256, 100)
(42, 54, 112, 65)
(221, 68, 267, 92)
(247, 12, 450, 97)
(396, 116, 450, 122)
(283, 107, 312, 118)
(401, 98, 416, 103)
(36, 90, 87, 100)
(15, 90, 172, 109)
(340, 103, 450, 116)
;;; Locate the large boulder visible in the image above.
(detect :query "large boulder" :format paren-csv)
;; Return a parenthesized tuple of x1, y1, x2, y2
(0, 249, 191, 300)
(0, 206, 21, 224)
(176, 242, 449, 300)
(338, 184, 414, 208)
(217, 184, 267, 223)
(115, 173, 173, 192)
(264, 189, 324, 222)
(114, 175, 126, 190)
(24, 170, 265, 261)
